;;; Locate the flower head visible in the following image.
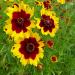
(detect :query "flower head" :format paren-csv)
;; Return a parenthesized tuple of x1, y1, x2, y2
(43, 0, 52, 9)
(36, 8, 59, 37)
(51, 55, 58, 63)
(47, 40, 54, 48)
(11, 32, 44, 66)
(4, 2, 35, 41)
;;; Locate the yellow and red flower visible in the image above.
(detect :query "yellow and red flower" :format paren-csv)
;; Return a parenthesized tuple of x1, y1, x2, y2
(43, 0, 52, 10)
(50, 55, 58, 63)
(47, 40, 54, 48)
(11, 32, 44, 66)
(57, 0, 65, 4)
(35, 8, 59, 37)
(4, 2, 35, 41)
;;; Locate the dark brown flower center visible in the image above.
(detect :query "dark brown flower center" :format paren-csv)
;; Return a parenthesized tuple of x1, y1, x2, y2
(26, 43, 35, 53)
(17, 17, 24, 24)
(43, 19, 51, 27)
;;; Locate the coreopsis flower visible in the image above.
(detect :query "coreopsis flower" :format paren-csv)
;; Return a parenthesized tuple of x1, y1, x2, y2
(57, 0, 65, 4)
(35, 8, 59, 37)
(50, 55, 58, 63)
(47, 40, 54, 48)
(43, 0, 52, 9)
(4, 2, 35, 41)
(11, 32, 44, 66)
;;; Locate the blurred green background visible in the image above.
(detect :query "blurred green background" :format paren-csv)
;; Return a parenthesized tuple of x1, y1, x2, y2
(0, 0, 75, 75)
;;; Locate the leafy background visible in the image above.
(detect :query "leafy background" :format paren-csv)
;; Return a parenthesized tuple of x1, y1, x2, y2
(0, 0, 75, 75)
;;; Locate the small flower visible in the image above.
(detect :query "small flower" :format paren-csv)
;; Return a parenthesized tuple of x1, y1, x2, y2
(4, 2, 35, 42)
(11, 32, 44, 66)
(47, 40, 54, 48)
(51, 55, 58, 63)
(57, 0, 65, 4)
(43, 0, 52, 10)
(35, 8, 59, 37)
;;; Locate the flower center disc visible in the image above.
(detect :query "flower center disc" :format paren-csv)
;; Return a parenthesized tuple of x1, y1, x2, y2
(44, 19, 51, 27)
(26, 43, 35, 53)
(17, 17, 24, 24)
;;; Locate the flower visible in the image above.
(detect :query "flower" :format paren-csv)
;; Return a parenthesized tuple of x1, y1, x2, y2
(47, 40, 54, 48)
(50, 55, 58, 63)
(57, 0, 65, 4)
(11, 32, 44, 66)
(35, 8, 59, 37)
(4, 2, 35, 42)
(43, 0, 52, 9)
